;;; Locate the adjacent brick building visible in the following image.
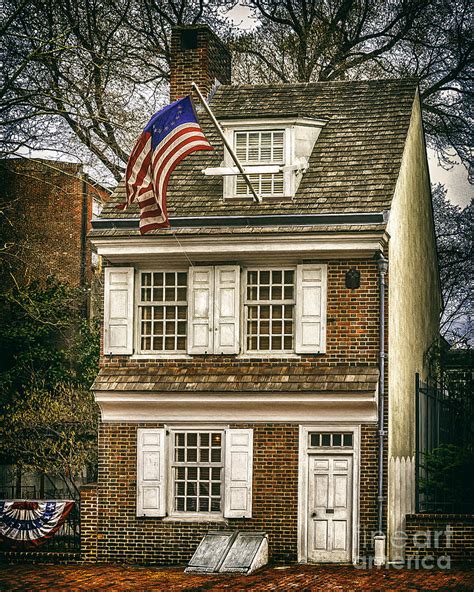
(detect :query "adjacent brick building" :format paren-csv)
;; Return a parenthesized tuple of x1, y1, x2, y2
(86, 25, 441, 565)
(0, 158, 110, 499)
(0, 158, 109, 288)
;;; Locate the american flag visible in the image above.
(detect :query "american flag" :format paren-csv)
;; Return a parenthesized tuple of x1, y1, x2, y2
(118, 96, 213, 234)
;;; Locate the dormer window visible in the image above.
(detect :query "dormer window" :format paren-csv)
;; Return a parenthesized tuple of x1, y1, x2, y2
(234, 130, 285, 197)
(203, 117, 327, 201)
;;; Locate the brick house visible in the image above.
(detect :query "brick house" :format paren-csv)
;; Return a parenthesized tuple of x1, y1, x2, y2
(86, 25, 440, 565)
(0, 158, 110, 289)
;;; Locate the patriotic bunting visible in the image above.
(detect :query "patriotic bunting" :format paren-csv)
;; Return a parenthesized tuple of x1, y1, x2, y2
(0, 500, 75, 549)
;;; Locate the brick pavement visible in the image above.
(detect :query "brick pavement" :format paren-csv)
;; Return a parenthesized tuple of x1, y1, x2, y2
(0, 563, 473, 591)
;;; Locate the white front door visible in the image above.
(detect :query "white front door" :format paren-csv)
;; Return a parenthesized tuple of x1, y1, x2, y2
(307, 455, 353, 562)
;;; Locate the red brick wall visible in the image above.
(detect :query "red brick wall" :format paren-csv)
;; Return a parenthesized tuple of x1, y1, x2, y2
(80, 484, 99, 562)
(170, 26, 231, 102)
(0, 158, 108, 288)
(88, 421, 379, 564)
(100, 257, 381, 369)
(90, 256, 387, 564)
(405, 514, 474, 564)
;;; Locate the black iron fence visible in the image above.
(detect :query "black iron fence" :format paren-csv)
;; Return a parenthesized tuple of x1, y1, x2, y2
(415, 356, 474, 513)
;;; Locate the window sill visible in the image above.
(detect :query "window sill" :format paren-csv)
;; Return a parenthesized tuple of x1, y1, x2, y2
(163, 515, 228, 524)
(236, 353, 301, 360)
(130, 354, 192, 360)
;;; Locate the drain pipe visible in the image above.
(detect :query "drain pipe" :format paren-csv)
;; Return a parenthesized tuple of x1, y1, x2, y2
(374, 251, 388, 566)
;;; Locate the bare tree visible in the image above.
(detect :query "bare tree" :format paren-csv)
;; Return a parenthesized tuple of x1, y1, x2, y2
(0, 0, 234, 181)
(432, 184, 473, 345)
(1, 0, 471, 181)
(234, 0, 473, 178)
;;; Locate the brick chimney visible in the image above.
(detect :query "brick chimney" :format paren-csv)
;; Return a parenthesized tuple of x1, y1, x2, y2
(169, 25, 231, 102)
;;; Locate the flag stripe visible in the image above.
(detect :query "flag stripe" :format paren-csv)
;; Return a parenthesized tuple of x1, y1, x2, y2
(120, 96, 213, 233)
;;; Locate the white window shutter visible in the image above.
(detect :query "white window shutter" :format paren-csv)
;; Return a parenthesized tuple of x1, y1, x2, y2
(187, 267, 214, 354)
(136, 429, 166, 517)
(214, 266, 240, 354)
(224, 429, 253, 518)
(295, 264, 327, 354)
(103, 267, 134, 355)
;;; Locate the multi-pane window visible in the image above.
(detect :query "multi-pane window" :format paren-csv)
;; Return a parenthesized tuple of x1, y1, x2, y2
(234, 130, 285, 197)
(310, 432, 354, 448)
(138, 271, 187, 352)
(172, 431, 223, 513)
(245, 269, 295, 352)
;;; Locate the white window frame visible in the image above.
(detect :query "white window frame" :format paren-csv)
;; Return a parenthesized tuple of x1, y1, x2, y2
(223, 121, 294, 199)
(167, 428, 225, 520)
(297, 424, 361, 565)
(220, 117, 327, 200)
(135, 268, 189, 356)
(135, 425, 253, 522)
(233, 129, 287, 198)
(243, 266, 297, 354)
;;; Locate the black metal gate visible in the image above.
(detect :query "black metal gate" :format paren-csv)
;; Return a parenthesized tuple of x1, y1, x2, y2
(415, 349, 474, 513)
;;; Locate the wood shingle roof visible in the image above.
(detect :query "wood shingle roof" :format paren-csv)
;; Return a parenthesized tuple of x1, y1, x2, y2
(92, 364, 379, 394)
(100, 78, 417, 224)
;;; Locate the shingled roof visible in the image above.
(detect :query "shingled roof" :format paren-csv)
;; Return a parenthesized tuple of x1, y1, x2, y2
(99, 78, 417, 225)
(92, 364, 379, 394)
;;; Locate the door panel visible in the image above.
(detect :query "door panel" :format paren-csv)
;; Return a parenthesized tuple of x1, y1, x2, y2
(308, 455, 352, 562)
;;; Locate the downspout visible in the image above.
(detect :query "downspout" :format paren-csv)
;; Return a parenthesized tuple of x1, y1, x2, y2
(80, 174, 88, 289)
(374, 251, 388, 565)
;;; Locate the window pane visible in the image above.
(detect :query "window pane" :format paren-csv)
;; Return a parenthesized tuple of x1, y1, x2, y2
(245, 269, 295, 352)
(272, 270, 282, 283)
(172, 432, 223, 514)
(139, 271, 187, 352)
(322, 434, 331, 446)
(343, 433, 353, 447)
(333, 434, 342, 446)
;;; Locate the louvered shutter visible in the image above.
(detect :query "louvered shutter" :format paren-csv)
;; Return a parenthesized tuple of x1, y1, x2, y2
(295, 264, 327, 354)
(224, 429, 253, 518)
(214, 266, 240, 354)
(103, 267, 134, 355)
(187, 267, 214, 354)
(136, 429, 166, 517)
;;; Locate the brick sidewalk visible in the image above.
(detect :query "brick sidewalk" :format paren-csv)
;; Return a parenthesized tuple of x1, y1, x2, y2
(0, 564, 473, 591)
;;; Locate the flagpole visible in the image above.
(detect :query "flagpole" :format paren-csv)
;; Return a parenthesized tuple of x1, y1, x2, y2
(191, 82, 261, 204)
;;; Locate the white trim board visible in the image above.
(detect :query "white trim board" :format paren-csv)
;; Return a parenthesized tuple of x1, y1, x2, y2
(297, 424, 361, 565)
(92, 234, 387, 265)
(94, 390, 378, 423)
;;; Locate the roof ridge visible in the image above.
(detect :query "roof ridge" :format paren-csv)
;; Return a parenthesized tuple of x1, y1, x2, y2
(216, 78, 419, 90)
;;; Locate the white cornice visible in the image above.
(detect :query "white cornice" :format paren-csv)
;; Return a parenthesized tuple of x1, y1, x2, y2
(91, 232, 388, 264)
(95, 390, 378, 423)
(219, 116, 328, 129)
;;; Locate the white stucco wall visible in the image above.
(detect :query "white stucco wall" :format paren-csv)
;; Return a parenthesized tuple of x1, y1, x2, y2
(387, 90, 441, 460)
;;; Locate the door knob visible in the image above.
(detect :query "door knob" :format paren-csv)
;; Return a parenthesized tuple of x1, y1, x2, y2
(311, 512, 317, 518)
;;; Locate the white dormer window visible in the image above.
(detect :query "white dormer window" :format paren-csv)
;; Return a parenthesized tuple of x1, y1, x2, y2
(234, 130, 285, 197)
(203, 117, 327, 200)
